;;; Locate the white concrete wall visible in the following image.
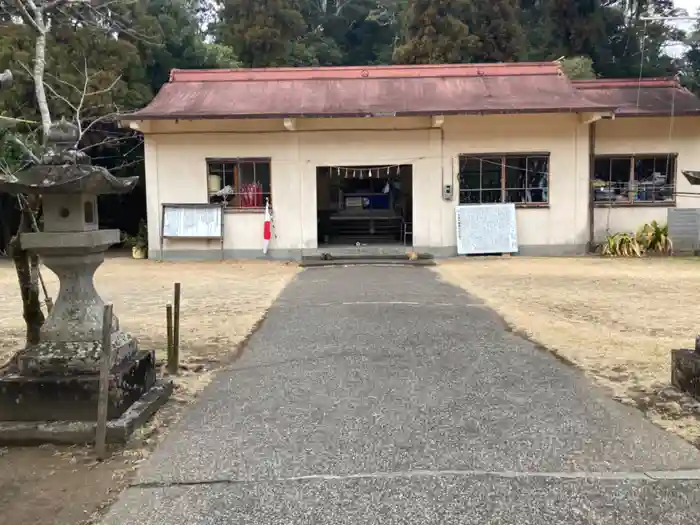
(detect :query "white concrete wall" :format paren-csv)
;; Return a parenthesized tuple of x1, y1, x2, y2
(139, 114, 700, 259)
(593, 116, 700, 241)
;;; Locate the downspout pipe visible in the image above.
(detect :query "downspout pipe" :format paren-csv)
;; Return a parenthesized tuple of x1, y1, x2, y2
(587, 120, 597, 252)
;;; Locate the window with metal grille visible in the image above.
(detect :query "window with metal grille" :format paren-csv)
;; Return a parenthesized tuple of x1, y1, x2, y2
(458, 154, 550, 206)
(206, 158, 271, 210)
(593, 154, 676, 205)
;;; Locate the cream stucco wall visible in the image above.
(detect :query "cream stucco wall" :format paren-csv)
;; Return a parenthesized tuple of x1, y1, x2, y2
(136, 113, 700, 260)
(443, 114, 590, 254)
(592, 116, 700, 241)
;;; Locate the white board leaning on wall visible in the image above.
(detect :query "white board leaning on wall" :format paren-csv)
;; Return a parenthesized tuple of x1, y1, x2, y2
(455, 203, 519, 255)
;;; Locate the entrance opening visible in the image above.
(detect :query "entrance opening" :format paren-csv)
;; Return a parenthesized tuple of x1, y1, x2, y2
(317, 164, 413, 246)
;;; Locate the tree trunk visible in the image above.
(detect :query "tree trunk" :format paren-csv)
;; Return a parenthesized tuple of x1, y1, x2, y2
(33, 28, 52, 142)
(0, 194, 16, 255)
(10, 205, 45, 346)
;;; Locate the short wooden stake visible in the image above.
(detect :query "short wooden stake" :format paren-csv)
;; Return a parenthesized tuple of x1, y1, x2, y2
(166, 303, 175, 375)
(96, 303, 113, 460)
(172, 283, 181, 374)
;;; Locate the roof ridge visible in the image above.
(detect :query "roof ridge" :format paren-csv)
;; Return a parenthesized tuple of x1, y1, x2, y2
(168, 63, 564, 83)
(573, 77, 679, 89)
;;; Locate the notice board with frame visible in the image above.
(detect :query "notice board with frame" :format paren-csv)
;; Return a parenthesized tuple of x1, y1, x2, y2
(160, 203, 225, 260)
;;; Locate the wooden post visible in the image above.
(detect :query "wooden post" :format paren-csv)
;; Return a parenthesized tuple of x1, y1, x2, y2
(172, 283, 181, 375)
(96, 303, 113, 460)
(166, 303, 174, 375)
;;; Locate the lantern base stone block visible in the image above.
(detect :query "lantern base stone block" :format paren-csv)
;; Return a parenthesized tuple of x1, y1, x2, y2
(16, 333, 139, 376)
(0, 350, 157, 423)
(671, 349, 700, 399)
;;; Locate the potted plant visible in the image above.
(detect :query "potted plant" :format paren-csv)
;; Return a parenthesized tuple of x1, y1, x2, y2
(122, 220, 148, 259)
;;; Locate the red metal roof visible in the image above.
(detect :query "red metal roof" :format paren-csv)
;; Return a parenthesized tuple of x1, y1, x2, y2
(573, 78, 700, 117)
(129, 63, 614, 120)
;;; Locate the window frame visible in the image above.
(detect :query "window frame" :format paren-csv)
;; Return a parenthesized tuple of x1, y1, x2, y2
(592, 153, 677, 207)
(205, 157, 272, 212)
(457, 152, 551, 208)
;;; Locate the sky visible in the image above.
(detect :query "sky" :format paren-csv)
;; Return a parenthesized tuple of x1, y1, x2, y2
(675, 0, 700, 15)
(664, 0, 700, 56)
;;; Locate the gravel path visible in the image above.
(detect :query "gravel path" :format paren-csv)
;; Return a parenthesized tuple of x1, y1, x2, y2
(436, 257, 700, 444)
(101, 266, 700, 524)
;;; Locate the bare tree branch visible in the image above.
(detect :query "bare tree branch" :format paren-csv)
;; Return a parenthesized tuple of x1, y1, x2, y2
(13, 0, 41, 32)
(7, 134, 41, 165)
(78, 109, 123, 139)
(44, 0, 89, 9)
(74, 56, 90, 136)
(0, 115, 38, 125)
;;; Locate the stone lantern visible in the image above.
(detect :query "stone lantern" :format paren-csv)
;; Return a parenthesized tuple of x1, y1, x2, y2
(0, 120, 170, 435)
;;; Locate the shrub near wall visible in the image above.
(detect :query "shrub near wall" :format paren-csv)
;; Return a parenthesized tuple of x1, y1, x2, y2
(599, 221, 673, 257)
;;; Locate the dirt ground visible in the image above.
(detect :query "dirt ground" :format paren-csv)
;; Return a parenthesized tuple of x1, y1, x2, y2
(0, 255, 299, 525)
(436, 257, 700, 446)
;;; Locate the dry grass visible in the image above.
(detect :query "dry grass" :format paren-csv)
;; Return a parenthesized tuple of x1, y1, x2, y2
(0, 256, 299, 372)
(0, 255, 299, 525)
(436, 257, 700, 444)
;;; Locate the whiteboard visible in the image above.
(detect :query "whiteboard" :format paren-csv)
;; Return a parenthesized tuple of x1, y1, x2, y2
(456, 203, 518, 255)
(162, 204, 223, 239)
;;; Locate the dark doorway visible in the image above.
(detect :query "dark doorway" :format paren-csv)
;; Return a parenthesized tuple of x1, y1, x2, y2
(317, 164, 413, 246)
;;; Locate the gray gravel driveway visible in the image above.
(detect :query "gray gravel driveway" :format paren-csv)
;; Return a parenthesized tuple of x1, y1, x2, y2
(102, 266, 700, 524)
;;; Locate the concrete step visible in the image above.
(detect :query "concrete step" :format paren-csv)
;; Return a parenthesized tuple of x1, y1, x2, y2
(305, 245, 416, 258)
(300, 258, 436, 268)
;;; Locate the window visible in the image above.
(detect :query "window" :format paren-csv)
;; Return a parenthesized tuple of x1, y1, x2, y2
(593, 154, 676, 204)
(207, 158, 271, 209)
(458, 154, 550, 205)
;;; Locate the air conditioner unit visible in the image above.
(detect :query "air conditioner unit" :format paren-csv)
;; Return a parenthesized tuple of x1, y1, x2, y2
(668, 209, 700, 254)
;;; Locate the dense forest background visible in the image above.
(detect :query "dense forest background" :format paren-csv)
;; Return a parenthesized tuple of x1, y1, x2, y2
(1, 0, 700, 248)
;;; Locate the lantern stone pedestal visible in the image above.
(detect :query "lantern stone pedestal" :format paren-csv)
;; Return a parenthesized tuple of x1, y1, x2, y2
(16, 229, 137, 376)
(0, 120, 172, 444)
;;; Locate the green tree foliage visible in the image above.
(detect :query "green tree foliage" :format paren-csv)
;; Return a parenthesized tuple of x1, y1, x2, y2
(393, 0, 525, 64)
(538, 0, 606, 60)
(117, 0, 240, 92)
(464, 0, 525, 62)
(0, 22, 151, 127)
(517, 0, 682, 79)
(215, 0, 307, 67)
(392, 0, 479, 64)
(681, 10, 700, 94)
(558, 56, 596, 79)
(593, 12, 681, 79)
